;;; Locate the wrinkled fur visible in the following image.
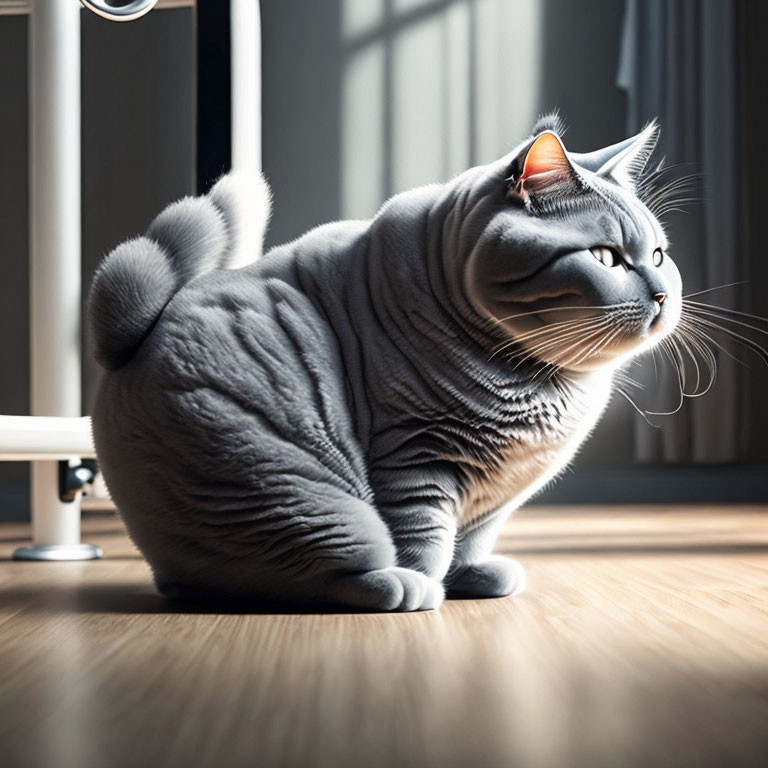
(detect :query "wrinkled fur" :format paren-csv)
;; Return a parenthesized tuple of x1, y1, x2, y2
(90, 120, 681, 611)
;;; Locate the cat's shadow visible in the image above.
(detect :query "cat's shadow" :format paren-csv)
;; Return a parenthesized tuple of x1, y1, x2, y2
(3, 583, 419, 616)
(4, 580, 494, 615)
(78, 584, 297, 615)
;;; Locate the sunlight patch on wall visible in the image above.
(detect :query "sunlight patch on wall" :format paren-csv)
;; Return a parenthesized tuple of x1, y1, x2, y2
(340, 0, 543, 220)
(342, 0, 385, 40)
(341, 43, 387, 219)
(499, 0, 542, 154)
(443, 1, 470, 176)
(392, 14, 445, 192)
(475, 0, 542, 163)
(393, 0, 439, 13)
(341, 42, 386, 220)
(474, 0, 502, 164)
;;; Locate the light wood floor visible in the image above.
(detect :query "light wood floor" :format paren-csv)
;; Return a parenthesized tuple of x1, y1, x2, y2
(2, 506, 768, 768)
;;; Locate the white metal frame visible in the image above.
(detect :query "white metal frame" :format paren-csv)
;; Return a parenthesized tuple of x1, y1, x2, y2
(2, 0, 262, 560)
(12, 0, 101, 560)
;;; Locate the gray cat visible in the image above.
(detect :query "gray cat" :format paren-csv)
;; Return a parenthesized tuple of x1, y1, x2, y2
(89, 115, 680, 611)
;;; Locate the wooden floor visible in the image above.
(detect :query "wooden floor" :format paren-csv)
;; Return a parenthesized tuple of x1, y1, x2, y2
(2, 506, 768, 768)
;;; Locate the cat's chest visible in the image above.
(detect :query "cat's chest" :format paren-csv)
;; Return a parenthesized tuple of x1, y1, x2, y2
(456, 371, 613, 528)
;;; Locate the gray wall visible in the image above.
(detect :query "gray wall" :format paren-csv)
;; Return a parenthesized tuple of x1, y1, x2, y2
(743, 0, 768, 462)
(0, 16, 30, 519)
(0, 7, 195, 521)
(262, 0, 342, 250)
(81, 8, 196, 412)
(263, 0, 628, 239)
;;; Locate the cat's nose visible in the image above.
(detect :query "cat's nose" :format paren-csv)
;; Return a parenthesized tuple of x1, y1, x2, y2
(653, 292, 666, 305)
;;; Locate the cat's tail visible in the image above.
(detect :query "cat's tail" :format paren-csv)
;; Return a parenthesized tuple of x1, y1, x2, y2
(89, 171, 272, 371)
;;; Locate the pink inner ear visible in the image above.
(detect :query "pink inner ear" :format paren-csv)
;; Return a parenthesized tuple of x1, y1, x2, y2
(521, 132, 571, 179)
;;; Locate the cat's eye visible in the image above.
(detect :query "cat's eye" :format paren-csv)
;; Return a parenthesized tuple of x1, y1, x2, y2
(591, 246, 620, 268)
(653, 248, 664, 267)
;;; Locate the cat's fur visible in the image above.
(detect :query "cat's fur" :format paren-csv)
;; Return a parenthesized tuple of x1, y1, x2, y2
(89, 117, 681, 611)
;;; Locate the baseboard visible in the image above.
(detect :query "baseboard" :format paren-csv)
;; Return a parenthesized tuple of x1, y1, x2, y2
(532, 465, 768, 505)
(0, 485, 31, 521)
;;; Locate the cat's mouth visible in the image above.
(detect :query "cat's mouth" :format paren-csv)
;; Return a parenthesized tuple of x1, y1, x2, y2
(650, 300, 664, 327)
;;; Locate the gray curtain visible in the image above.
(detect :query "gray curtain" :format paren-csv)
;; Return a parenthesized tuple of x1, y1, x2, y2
(618, 0, 747, 463)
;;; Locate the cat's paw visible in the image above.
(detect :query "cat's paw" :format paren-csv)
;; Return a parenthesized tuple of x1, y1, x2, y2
(332, 566, 444, 612)
(446, 556, 526, 598)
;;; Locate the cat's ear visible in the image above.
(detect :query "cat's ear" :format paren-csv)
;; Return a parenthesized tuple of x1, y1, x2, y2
(506, 131, 580, 204)
(593, 121, 659, 191)
(569, 135, 642, 173)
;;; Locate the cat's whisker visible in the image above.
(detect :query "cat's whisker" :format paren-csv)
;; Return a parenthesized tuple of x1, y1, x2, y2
(541, 322, 618, 378)
(671, 323, 717, 397)
(641, 171, 703, 215)
(613, 368, 645, 391)
(616, 387, 660, 428)
(640, 174, 701, 203)
(677, 316, 747, 368)
(645, 186, 703, 207)
(666, 333, 691, 393)
(655, 195, 704, 205)
(491, 303, 621, 325)
(489, 316, 599, 360)
(671, 327, 703, 395)
(511, 317, 610, 357)
(669, 334, 698, 395)
(679, 321, 719, 390)
(512, 318, 612, 372)
(572, 325, 623, 368)
(646, 338, 686, 416)
(649, 200, 700, 217)
(682, 281, 747, 300)
(682, 337, 716, 398)
(683, 305, 768, 338)
(510, 315, 601, 341)
(681, 314, 768, 364)
(501, 317, 607, 361)
(654, 199, 706, 215)
(662, 335, 684, 391)
(682, 300, 768, 326)
(639, 167, 702, 189)
(525, 323, 609, 380)
(665, 322, 719, 400)
(492, 323, 591, 364)
(645, 176, 702, 196)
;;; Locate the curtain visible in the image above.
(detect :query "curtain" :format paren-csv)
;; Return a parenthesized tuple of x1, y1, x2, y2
(618, 0, 747, 463)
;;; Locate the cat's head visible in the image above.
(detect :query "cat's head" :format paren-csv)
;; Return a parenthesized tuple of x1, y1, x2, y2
(459, 115, 682, 373)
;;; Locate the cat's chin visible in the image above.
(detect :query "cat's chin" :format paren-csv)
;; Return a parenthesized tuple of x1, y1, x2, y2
(543, 336, 651, 374)
(556, 333, 670, 373)
(546, 309, 681, 374)
(555, 357, 622, 374)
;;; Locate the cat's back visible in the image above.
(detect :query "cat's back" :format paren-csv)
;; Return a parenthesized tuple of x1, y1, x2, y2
(92, 258, 372, 574)
(93, 255, 368, 503)
(98, 261, 347, 438)
(92, 209, 376, 489)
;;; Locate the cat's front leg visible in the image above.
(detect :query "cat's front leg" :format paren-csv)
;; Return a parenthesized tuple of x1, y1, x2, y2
(446, 509, 526, 598)
(376, 501, 457, 581)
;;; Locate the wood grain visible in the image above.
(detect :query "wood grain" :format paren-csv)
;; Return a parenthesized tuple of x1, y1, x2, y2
(1, 506, 768, 768)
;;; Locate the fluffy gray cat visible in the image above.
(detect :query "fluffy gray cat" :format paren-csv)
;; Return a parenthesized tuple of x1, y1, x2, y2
(89, 115, 680, 611)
